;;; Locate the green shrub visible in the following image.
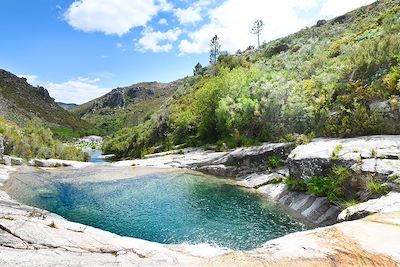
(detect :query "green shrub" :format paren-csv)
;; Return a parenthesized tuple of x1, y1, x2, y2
(284, 177, 307, 192)
(267, 156, 284, 170)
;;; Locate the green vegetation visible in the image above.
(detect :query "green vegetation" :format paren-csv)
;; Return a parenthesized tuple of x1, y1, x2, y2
(0, 117, 89, 161)
(368, 179, 390, 196)
(284, 177, 307, 192)
(103, 1, 400, 159)
(285, 166, 391, 206)
(267, 156, 285, 170)
(331, 145, 343, 160)
(50, 127, 101, 142)
(285, 167, 350, 204)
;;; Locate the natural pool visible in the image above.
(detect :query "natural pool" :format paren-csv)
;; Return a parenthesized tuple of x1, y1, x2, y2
(6, 166, 308, 251)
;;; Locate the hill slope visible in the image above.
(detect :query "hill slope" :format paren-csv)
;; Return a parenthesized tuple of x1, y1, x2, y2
(73, 80, 183, 134)
(0, 69, 89, 129)
(57, 102, 79, 111)
(102, 0, 400, 158)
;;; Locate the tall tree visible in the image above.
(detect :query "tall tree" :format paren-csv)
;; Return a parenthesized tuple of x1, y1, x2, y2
(251, 20, 264, 47)
(209, 35, 221, 64)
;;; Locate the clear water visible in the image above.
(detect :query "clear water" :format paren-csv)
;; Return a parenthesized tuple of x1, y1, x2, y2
(6, 167, 307, 251)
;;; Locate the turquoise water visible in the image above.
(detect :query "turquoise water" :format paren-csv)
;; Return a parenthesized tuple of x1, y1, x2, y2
(7, 168, 307, 251)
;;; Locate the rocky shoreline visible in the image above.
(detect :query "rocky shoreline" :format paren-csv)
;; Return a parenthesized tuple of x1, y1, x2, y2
(0, 135, 400, 266)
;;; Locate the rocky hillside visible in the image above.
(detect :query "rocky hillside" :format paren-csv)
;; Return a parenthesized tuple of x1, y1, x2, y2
(0, 70, 88, 129)
(103, 0, 400, 159)
(56, 102, 78, 110)
(72, 80, 183, 134)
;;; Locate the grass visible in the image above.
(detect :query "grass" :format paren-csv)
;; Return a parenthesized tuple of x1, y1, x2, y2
(331, 144, 343, 160)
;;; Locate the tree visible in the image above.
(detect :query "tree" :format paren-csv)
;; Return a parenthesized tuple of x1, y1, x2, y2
(209, 35, 221, 64)
(194, 62, 205, 76)
(251, 20, 264, 47)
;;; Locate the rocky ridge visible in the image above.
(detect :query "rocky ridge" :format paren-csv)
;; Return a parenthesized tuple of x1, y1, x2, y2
(0, 69, 88, 128)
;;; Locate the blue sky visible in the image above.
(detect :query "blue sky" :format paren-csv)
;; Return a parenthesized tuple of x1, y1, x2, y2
(0, 0, 374, 104)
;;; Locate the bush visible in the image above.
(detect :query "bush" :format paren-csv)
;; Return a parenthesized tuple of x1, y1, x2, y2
(284, 177, 307, 192)
(0, 117, 88, 161)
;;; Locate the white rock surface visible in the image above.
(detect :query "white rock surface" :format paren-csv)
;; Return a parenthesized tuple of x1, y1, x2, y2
(288, 135, 400, 180)
(237, 172, 284, 188)
(338, 192, 400, 221)
(257, 183, 340, 226)
(28, 158, 92, 169)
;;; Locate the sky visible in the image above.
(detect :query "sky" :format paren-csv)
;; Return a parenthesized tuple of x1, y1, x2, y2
(0, 0, 375, 104)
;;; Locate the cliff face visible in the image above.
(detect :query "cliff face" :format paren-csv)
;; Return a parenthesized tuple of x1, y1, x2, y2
(0, 70, 89, 129)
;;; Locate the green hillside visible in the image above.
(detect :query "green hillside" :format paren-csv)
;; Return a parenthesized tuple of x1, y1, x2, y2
(100, 0, 399, 158)
(0, 70, 89, 129)
(72, 80, 183, 135)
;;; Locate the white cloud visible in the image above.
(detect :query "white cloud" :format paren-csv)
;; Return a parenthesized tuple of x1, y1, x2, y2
(174, 6, 202, 24)
(158, 18, 168, 25)
(179, 0, 310, 54)
(320, 0, 375, 18)
(137, 27, 182, 52)
(46, 77, 109, 104)
(64, 0, 168, 35)
(19, 74, 110, 104)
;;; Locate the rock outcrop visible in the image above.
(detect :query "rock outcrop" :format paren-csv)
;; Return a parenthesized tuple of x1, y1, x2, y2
(257, 183, 340, 226)
(288, 135, 400, 180)
(338, 192, 400, 221)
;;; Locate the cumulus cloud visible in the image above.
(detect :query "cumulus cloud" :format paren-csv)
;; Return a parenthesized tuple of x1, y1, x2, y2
(174, 6, 203, 24)
(137, 27, 182, 52)
(19, 74, 110, 104)
(46, 77, 109, 104)
(64, 0, 171, 35)
(158, 18, 168, 25)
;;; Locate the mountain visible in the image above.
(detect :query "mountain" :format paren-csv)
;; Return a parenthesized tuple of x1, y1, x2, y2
(57, 102, 79, 110)
(73, 80, 183, 134)
(0, 69, 89, 129)
(103, 0, 400, 158)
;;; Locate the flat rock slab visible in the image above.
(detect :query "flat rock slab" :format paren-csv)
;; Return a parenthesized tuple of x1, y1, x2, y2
(237, 172, 284, 188)
(338, 192, 400, 221)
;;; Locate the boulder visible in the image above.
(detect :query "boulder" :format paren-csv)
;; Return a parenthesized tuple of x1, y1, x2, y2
(288, 135, 400, 180)
(3, 156, 25, 166)
(338, 192, 400, 221)
(316, 19, 327, 27)
(369, 96, 400, 121)
(237, 171, 285, 188)
(197, 165, 238, 177)
(214, 142, 295, 167)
